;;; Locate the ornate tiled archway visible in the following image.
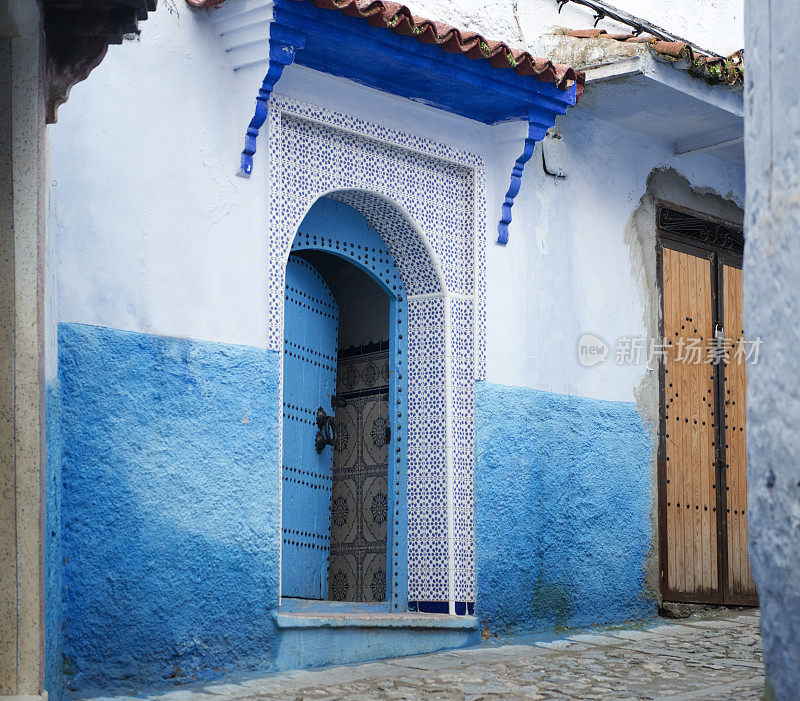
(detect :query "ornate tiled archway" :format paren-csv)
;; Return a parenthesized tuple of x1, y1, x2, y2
(269, 96, 485, 611)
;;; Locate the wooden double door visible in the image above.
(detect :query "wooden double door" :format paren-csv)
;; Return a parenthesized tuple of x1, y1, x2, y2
(657, 204, 757, 605)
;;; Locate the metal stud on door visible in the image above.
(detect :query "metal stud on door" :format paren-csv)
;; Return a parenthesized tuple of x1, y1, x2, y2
(282, 255, 338, 599)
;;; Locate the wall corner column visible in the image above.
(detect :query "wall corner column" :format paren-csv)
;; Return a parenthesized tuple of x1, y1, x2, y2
(0, 0, 47, 695)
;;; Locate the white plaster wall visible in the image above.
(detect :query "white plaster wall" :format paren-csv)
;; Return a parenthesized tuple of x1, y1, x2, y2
(49, 0, 270, 350)
(48, 3, 490, 352)
(49, 0, 744, 407)
(486, 109, 744, 402)
(45, 131, 58, 381)
(406, 0, 743, 57)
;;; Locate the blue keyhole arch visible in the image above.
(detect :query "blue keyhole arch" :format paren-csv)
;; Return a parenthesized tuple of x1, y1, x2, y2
(285, 195, 409, 611)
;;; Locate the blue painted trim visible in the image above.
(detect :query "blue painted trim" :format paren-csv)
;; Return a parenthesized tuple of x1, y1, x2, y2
(240, 0, 576, 174)
(238, 26, 305, 178)
(274, 1, 575, 120)
(497, 117, 549, 245)
(280, 598, 387, 614)
(389, 294, 409, 612)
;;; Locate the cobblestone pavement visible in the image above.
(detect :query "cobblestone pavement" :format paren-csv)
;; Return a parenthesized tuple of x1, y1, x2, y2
(127, 609, 763, 700)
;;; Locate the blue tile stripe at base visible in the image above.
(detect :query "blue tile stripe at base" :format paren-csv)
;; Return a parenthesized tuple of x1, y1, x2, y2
(408, 601, 475, 615)
(474, 381, 657, 635)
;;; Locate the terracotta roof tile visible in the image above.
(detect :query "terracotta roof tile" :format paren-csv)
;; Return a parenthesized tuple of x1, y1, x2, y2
(565, 29, 743, 87)
(188, 0, 585, 99)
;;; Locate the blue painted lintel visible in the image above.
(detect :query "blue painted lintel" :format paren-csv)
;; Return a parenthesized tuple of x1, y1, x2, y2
(238, 25, 305, 178)
(497, 115, 551, 245)
(274, 0, 576, 121)
(238, 0, 577, 176)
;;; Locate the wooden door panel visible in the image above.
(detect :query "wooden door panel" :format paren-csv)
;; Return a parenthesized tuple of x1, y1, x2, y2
(282, 255, 338, 599)
(662, 246, 719, 600)
(722, 264, 758, 602)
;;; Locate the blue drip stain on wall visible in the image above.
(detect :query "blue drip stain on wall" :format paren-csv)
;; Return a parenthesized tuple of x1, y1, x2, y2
(475, 381, 655, 635)
(57, 323, 281, 696)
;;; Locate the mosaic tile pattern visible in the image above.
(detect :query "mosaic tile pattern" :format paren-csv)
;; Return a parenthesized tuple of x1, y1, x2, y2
(328, 190, 440, 297)
(407, 296, 448, 602)
(277, 115, 472, 292)
(450, 297, 476, 603)
(266, 96, 486, 352)
(475, 168, 487, 382)
(269, 96, 484, 605)
(329, 348, 390, 602)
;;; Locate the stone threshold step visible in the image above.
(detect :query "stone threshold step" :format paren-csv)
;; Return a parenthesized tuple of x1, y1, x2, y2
(274, 611, 478, 630)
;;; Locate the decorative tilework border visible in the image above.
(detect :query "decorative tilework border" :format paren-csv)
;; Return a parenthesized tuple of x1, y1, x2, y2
(268, 95, 483, 605)
(272, 95, 483, 168)
(268, 95, 486, 380)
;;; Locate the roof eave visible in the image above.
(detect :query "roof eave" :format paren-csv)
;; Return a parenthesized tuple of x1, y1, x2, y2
(578, 52, 744, 166)
(585, 52, 743, 117)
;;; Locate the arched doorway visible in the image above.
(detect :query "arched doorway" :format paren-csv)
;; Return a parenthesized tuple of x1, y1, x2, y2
(281, 197, 408, 607)
(268, 99, 485, 615)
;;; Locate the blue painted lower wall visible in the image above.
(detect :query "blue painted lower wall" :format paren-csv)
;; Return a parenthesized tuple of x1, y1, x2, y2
(475, 381, 656, 635)
(57, 323, 282, 695)
(51, 325, 657, 693)
(45, 379, 64, 701)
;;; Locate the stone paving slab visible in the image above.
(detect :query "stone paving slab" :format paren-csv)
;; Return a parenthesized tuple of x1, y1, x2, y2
(105, 610, 762, 700)
(448, 644, 550, 661)
(386, 654, 469, 671)
(567, 633, 622, 646)
(735, 612, 760, 620)
(535, 639, 591, 651)
(643, 623, 698, 636)
(680, 618, 742, 629)
(605, 629, 665, 641)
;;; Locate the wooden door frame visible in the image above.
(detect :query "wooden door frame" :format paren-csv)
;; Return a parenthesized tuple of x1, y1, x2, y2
(655, 200, 752, 605)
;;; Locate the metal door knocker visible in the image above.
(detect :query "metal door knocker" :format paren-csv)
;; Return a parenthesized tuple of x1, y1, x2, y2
(315, 407, 335, 453)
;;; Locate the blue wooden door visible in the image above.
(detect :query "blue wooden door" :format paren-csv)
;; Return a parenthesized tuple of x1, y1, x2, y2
(282, 255, 338, 599)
